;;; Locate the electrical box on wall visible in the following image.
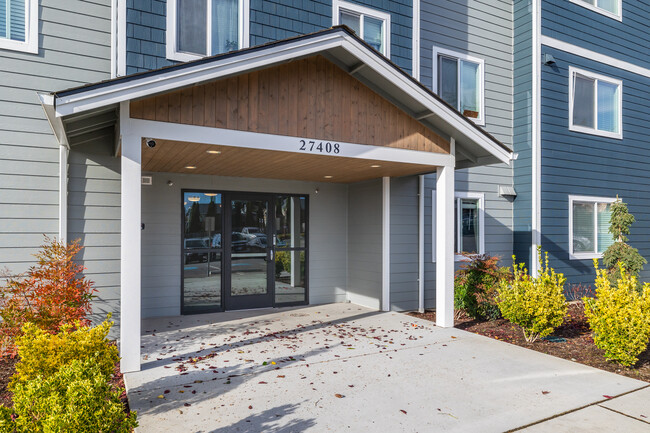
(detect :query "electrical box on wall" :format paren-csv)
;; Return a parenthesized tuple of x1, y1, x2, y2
(141, 176, 153, 185)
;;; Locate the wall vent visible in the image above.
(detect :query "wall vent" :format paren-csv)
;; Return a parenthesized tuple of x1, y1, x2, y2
(141, 176, 153, 186)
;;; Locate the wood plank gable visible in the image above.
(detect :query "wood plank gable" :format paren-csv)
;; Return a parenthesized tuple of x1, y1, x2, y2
(130, 56, 450, 155)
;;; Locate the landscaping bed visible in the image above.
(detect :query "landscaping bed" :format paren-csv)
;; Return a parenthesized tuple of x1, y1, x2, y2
(410, 301, 650, 383)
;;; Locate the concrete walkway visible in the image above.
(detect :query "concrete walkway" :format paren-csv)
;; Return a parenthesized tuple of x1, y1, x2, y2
(125, 304, 649, 432)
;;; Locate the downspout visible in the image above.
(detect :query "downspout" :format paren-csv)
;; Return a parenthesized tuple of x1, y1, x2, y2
(418, 174, 424, 313)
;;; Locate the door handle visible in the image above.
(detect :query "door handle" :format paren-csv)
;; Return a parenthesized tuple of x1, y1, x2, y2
(270, 249, 274, 261)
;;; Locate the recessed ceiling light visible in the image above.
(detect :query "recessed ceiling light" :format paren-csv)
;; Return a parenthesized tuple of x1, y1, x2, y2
(204, 193, 218, 197)
(370, 164, 381, 168)
(206, 150, 221, 154)
(324, 175, 333, 179)
(188, 196, 200, 202)
(185, 165, 196, 169)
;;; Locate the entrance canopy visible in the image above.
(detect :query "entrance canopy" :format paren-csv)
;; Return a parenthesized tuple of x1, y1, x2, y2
(40, 26, 512, 170)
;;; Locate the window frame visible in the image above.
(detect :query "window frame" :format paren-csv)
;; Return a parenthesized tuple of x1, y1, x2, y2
(431, 191, 485, 262)
(166, 0, 250, 62)
(568, 195, 617, 260)
(332, 0, 390, 58)
(432, 46, 485, 125)
(568, 66, 623, 139)
(0, 0, 38, 54)
(569, 0, 622, 21)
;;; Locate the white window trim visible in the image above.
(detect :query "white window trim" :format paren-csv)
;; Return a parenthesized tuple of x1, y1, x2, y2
(569, 0, 622, 21)
(432, 46, 485, 126)
(568, 195, 617, 260)
(432, 191, 485, 262)
(332, 0, 390, 58)
(0, 0, 38, 54)
(568, 66, 623, 139)
(166, 0, 250, 62)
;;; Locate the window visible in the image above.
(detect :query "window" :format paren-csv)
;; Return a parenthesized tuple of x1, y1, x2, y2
(570, 0, 622, 21)
(569, 195, 616, 259)
(569, 67, 622, 139)
(0, 0, 38, 53)
(433, 47, 485, 125)
(333, 0, 390, 57)
(432, 191, 485, 262)
(166, 0, 249, 62)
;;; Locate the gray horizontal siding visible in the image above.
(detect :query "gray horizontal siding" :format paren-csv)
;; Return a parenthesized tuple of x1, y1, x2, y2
(0, 0, 111, 277)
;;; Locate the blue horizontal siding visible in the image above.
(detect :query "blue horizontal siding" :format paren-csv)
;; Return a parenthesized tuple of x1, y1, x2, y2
(540, 46, 650, 287)
(542, 0, 650, 70)
(126, 0, 412, 75)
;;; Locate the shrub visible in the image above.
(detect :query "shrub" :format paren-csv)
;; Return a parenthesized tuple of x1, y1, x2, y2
(583, 261, 650, 367)
(497, 250, 568, 342)
(12, 320, 118, 388)
(0, 237, 95, 355)
(9, 359, 137, 433)
(602, 197, 646, 286)
(454, 254, 510, 320)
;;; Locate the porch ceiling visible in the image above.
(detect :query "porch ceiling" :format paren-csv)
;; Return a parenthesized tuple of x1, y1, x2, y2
(140, 139, 436, 183)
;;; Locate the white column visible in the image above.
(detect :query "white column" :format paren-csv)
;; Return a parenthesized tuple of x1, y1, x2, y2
(290, 197, 300, 287)
(381, 176, 390, 312)
(418, 174, 425, 313)
(58, 145, 69, 243)
(436, 165, 454, 327)
(120, 133, 141, 373)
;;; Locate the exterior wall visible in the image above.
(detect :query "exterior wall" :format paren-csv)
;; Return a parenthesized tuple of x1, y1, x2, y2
(541, 0, 650, 70)
(389, 175, 418, 311)
(539, 48, 650, 286)
(68, 140, 122, 329)
(348, 179, 382, 310)
(140, 172, 349, 318)
(512, 0, 533, 267)
(0, 0, 111, 277)
(126, 0, 412, 75)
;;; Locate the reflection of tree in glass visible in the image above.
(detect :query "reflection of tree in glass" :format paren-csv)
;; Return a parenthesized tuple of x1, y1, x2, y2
(207, 196, 218, 219)
(187, 202, 203, 234)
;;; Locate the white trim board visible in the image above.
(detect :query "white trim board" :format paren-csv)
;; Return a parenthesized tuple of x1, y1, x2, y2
(541, 35, 650, 79)
(531, 0, 541, 276)
(0, 0, 38, 54)
(568, 66, 623, 140)
(569, 0, 622, 21)
(568, 195, 617, 260)
(412, 0, 420, 80)
(130, 118, 455, 167)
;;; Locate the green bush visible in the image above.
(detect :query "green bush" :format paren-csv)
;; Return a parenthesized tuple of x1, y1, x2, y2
(12, 320, 118, 388)
(497, 250, 568, 342)
(583, 261, 650, 367)
(602, 198, 646, 286)
(9, 359, 137, 433)
(0, 319, 137, 433)
(454, 254, 510, 320)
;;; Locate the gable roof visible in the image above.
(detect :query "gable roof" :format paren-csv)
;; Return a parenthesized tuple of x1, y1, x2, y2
(44, 26, 512, 167)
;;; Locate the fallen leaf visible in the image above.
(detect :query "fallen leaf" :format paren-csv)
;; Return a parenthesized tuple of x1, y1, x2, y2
(163, 390, 170, 394)
(334, 394, 344, 398)
(542, 391, 550, 395)
(248, 405, 253, 409)
(157, 395, 164, 399)
(603, 395, 613, 399)
(277, 375, 285, 378)
(400, 410, 407, 414)
(258, 381, 267, 384)
(184, 403, 191, 407)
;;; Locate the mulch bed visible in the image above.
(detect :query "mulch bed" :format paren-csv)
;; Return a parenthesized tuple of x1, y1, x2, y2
(410, 302, 650, 383)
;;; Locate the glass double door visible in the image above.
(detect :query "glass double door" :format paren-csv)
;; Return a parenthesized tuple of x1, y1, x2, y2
(182, 191, 307, 314)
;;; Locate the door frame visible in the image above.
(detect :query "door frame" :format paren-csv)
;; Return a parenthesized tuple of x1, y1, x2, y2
(180, 189, 310, 314)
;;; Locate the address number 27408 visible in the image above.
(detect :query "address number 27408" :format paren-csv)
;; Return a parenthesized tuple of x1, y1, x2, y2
(299, 140, 340, 154)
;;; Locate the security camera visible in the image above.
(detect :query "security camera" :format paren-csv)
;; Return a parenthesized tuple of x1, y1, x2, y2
(146, 139, 156, 148)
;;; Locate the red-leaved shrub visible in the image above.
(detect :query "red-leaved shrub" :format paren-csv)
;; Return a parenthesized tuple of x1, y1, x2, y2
(0, 237, 95, 356)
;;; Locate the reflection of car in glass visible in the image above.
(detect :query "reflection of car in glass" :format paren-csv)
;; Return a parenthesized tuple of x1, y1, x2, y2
(184, 238, 210, 263)
(231, 232, 251, 252)
(573, 236, 594, 253)
(247, 234, 267, 252)
(241, 227, 262, 235)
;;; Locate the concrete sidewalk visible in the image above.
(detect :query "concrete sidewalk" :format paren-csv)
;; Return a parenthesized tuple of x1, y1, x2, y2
(125, 304, 648, 432)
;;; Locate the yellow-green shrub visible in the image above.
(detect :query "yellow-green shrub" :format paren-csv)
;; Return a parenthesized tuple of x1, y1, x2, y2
(584, 261, 650, 367)
(9, 359, 137, 433)
(497, 250, 567, 342)
(12, 320, 118, 387)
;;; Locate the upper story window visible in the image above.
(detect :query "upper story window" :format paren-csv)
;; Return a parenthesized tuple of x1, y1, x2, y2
(0, 0, 38, 54)
(333, 0, 390, 57)
(569, 195, 616, 260)
(569, 67, 622, 139)
(432, 191, 485, 262)
(432, 47, 485, 125)
(166, 0, 250, 62)
(570, 0, 622, 21)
